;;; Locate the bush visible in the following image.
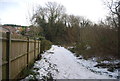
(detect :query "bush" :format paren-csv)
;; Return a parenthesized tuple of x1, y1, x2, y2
(68, 26, 118, 59)
(40, 39, 52, 53)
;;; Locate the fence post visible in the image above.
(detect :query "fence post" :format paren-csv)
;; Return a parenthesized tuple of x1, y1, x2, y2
(0, 32, 2, 81)
(6, 32, 11, 80)
(27, 37, 29, 67)
(39, 41, 40, 54)
(34, 40, 36, 61)
(38, 41, 39, 54)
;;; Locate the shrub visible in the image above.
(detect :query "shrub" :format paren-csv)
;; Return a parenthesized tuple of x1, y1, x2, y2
(40, 39, 52, 53)
(68, 26, 118, 59)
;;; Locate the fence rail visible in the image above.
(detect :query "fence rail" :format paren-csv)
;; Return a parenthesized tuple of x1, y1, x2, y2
(1, 32, 41, 79)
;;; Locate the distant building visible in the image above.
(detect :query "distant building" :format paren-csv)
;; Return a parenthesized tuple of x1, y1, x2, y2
(2, 24, 29, 35)
(2, 25, 17, 34)
(0, 26, 9, 33)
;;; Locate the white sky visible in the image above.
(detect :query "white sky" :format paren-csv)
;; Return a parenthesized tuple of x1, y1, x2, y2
(0, 0, 109, 26)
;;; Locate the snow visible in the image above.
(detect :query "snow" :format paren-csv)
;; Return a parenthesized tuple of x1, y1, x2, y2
(24, 45, 117, 79)
(76, 57, 118, 78)
(86, 45, 91, 50)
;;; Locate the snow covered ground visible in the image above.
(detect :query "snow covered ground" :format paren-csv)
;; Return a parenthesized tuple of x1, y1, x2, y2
(76, 57, 119, 78)
(24, 45, 118, 80)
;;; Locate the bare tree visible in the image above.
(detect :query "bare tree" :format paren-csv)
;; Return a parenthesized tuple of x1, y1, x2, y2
(79, 17, 92, 28)
(104, 0, 120, 27)
(31, 2, 66, 41)
(104, 0, 120, 57)
(45, 2, 66, 24)
(68, 15, 80, 27)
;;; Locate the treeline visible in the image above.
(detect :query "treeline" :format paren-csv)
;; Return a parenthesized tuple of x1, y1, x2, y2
(30, 2, 119, 59)
(31, 2, 92, 44)
(3, 24, 27, 28)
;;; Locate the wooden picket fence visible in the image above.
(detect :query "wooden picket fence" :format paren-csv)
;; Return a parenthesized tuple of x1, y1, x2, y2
(1, 32, 41, 79)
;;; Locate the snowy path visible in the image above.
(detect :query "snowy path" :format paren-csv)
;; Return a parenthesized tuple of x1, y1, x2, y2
(28, 45, 115, 79)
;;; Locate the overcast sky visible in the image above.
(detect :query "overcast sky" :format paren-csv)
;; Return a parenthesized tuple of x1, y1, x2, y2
(0, 0, 109, 26)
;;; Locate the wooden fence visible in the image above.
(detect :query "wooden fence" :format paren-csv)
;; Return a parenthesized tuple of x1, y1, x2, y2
(1, 32, 41, 79)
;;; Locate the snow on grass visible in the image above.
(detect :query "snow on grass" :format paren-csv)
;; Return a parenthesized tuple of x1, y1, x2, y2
(76, 57, 119, 78)
(24, 45, 117, 79)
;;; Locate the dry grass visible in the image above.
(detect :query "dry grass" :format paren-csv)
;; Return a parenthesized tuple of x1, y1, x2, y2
(71, 26, 118, 59)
